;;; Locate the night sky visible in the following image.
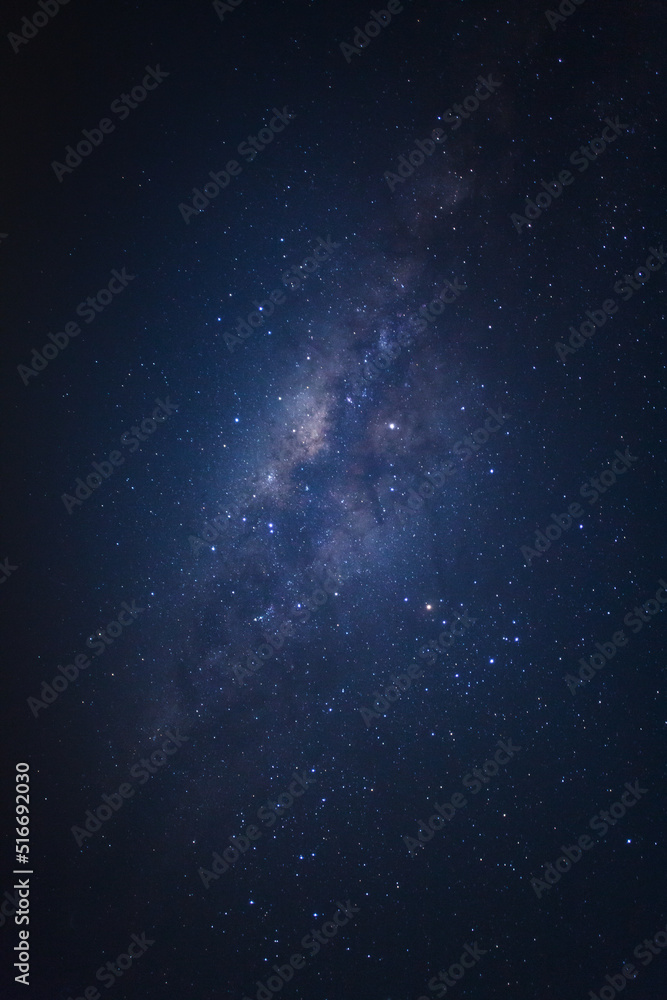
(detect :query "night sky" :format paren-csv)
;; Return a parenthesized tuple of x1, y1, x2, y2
(3, 1, 667, 999)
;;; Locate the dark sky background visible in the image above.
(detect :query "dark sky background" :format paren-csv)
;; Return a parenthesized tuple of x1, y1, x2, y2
(2, 1, 667, 999)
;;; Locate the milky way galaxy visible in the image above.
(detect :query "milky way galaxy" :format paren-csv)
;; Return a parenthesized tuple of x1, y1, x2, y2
(8, 3, 666, 998)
